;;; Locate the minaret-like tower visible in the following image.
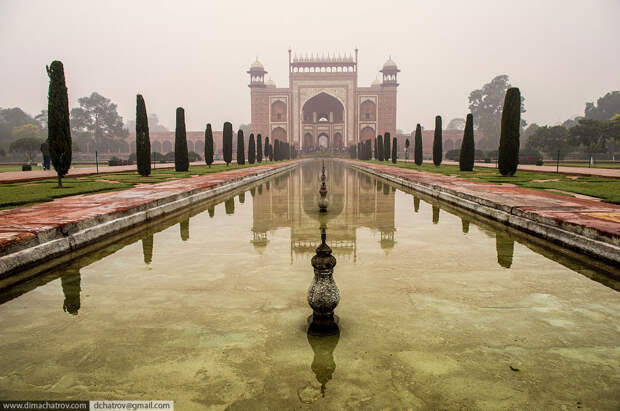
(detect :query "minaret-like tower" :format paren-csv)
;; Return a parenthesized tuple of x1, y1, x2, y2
(380, 56, 399, 86)
(377, 57, 399, 138)
(247, 57, 267, 88)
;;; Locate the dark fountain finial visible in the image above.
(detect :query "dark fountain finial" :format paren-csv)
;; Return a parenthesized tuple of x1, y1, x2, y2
(308, 228, 340, 323)
(306, 226, 340, 397)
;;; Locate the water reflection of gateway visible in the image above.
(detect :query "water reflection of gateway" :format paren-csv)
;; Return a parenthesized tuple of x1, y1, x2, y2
(251, 161, 396, 261)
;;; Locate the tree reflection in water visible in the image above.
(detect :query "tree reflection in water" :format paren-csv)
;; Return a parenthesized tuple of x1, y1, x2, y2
(496, 230, 515, 268)
(61, 269, 81, 315)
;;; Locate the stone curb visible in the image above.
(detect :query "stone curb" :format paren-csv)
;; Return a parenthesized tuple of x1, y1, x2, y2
(348, 162, 620, 266)
(0, 162, 297, 286)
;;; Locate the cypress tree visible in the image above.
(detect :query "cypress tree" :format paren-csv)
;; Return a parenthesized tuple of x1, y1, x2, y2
(392, 137, 397, 163)
(433, 115, 442, 167)
(384, 132, 391, 161)
(374, 138, 377, 160)
(46, 60, 72, 188)
(414, 124, 423, 166)
(223, 121, 233, 166)
(204, 123, 214, 167)
(274, 140, 279, 161)
(236, 129, 245, 165)
(405, 138, 410, 160)
(377, 134, 384, 161)
(499, 87, 521, 176)
(175, 107, 189, 171)
(459, 113, 475, 171)
(136, 94, 151, 176)
(248, 133, 256, 164)
(264, 136, 270, 160)
(268, 143, 273, 161)
(257, 134, 262, 163)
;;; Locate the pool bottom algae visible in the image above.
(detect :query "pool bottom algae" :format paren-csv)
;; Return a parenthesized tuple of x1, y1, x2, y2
(0, 159, 618, 409)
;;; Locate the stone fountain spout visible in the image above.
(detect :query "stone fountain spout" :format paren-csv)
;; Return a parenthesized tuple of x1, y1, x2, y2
(308, 228, 339, 321)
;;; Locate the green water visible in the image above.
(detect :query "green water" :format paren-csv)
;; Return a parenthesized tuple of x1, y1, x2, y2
(0, 160, 618, 409)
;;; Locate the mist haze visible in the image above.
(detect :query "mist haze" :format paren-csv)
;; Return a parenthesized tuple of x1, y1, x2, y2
(1, 0, 618, 132)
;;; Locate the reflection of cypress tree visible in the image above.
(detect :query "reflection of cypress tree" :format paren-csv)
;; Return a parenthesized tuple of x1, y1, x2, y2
(225, 198, 235, 215)
(61, 269, 81, 315)
(266, 181, 270, 191)
(208, 206, 215, 218)
(180, 219, 189, 241)
(461, 217, 470, 234)
(376, 181, 382, 192)
(258, 184, 263, 195)
(414, 196, 420, 213)
(250, 187, 256, 197)
(432, 205, 440, 224)
(496, 231, 515, 268)
(239, 192, 245, 204)
(383, 183, 389, 195)
(142, 234, 153, 264)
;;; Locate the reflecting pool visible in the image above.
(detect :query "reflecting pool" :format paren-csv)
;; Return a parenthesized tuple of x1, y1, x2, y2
(0, 160, 618, 409)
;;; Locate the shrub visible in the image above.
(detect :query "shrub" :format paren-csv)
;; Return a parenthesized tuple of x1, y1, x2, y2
(498, 87, 521, 176)
(47, 60, 72, 187)
(391, 137, 397, 163)
(204, 123, 214, 167)
(174, 107, 189, 171)
(151, 152, 164, 162)
(377, 134, 384, 161)
(223, 121, 233, 166)
(237, 129, 245, 165)
(433, 116, 442, 166)
(414, 124, 423, 165)
(445, 149, 460, 161)
(459, 113, 475, 171)
(163, 152, 175, 163)
(136, 94, 151, 176)
(188, 151, 202, 162)
(257, 134, 262, 163)
(248, 133, 256, 164)
(22, 164, 32, 171)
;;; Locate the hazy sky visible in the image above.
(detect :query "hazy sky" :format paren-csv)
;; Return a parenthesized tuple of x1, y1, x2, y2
(1, 0, 619, 133)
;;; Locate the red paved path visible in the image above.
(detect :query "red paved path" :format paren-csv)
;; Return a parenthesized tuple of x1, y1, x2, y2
(0, 161, 227, 184)
(0, 162, 292, 254)
(348, 160, 620, 243)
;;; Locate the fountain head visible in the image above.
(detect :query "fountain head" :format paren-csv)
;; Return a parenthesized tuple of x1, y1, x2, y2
(308, 228, 339, 320)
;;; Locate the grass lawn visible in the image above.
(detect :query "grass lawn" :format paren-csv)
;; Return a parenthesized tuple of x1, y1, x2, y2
(0, 164, 98, 173)
(363, 160, 620, 204)
(554, 162, 620, 169)
(0, 162, 275, 209)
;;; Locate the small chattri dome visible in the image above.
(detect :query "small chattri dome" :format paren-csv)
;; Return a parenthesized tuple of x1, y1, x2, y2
(265, 78, 276, 88)
(383, 58, 397, 69)
(250, 58, 264, 70)
(371, 77, 381, 87)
